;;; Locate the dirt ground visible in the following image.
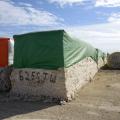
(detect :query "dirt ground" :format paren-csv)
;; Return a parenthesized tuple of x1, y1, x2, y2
(0, 70, 120, 120)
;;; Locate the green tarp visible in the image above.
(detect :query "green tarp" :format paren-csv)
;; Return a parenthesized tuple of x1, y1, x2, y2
(96, 48, 106, 61)
(13, 30, 104, 69)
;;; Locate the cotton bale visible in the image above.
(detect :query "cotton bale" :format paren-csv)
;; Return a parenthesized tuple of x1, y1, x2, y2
(107, 52, 120, 69)
(0, 66, 12, 92)
(10, 30, 105, 101)
(10, 57, 102, 101)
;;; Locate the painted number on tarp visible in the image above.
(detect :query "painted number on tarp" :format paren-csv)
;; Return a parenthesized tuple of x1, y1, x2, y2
(19, 70, 56, 83)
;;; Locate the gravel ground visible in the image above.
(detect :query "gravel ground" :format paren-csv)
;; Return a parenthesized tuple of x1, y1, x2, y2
(0, 70, 120, 120)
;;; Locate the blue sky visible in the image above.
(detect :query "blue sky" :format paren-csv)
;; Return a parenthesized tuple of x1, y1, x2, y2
(0, 0, 120, 53)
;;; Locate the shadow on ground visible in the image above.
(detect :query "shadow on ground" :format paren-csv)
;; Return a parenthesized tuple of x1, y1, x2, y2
(101, 64, 120, 70)
(0, 94, 57, 120)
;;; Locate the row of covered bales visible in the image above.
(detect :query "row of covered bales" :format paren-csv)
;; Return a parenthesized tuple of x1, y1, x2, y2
(0, 30, 119, 101)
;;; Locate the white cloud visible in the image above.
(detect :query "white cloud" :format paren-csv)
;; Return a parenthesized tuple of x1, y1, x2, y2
(95, 0, 120, 7)
(18, 2, 32, 7)
(108, 13, 120, 23)
(64, 23, 120, 53)
(48, 0, 88, 6)
(48, 0, 120, 7)
(0, 1, 62, 26)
